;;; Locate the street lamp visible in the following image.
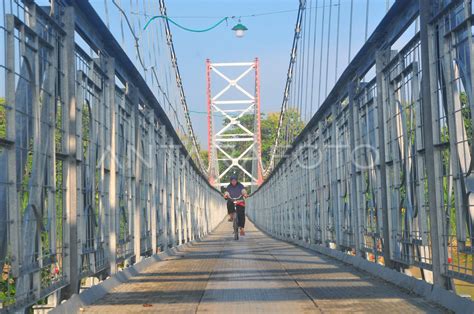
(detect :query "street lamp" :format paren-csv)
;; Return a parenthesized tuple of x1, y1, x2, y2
(232, 23, 248, 38)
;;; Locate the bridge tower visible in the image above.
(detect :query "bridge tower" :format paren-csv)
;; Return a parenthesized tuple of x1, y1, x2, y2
(207, 59, 263, 189)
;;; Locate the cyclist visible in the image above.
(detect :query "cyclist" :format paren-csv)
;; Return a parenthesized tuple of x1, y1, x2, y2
(224, 175, 248, 236)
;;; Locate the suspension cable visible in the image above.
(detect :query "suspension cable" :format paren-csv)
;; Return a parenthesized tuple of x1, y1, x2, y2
(104, 0, 110, 29)
(263, 0, 306, 177)
(294, 7, 304, 123)
(112, 0, 204, 171)
(324, 0, 332, 98)
(317, 0, 326, 107)
(309, 0, 320, 118)
(303, 0, 313, 122)
(158, 0, 206, 172)
(298, 4, 307, 123)
(334, 0, 341, 84)
(348, 0, 353, 63)
(365, 0, 370, 41)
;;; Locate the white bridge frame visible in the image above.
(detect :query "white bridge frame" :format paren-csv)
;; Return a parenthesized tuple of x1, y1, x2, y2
(207, 61, 263, 188)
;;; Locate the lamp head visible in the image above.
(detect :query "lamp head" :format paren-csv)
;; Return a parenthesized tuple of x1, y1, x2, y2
(232, 23, 248, 38)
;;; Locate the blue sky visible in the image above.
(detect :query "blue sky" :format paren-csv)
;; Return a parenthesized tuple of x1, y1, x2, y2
(162, 0, 395, 145)
(0, 0, 406, 146)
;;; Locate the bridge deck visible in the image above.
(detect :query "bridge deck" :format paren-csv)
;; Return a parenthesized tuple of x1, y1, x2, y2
(84, 221, 443, 313)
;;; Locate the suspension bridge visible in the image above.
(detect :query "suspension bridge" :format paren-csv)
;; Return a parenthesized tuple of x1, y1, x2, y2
(0, 0, 474, 313)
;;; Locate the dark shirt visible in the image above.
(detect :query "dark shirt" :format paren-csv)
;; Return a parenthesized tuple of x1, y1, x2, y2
(226, 182, 245, 199)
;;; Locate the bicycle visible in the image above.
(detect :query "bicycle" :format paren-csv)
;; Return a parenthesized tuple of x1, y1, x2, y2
(225, 194, 245, 240)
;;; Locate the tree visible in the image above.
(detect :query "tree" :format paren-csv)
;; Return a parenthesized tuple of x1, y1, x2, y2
(176, 130, 206, 170)
(280, 108, 306, 145)
(199, 150, 208, 169)
(214, 107, 305, 174)
(263, 108, 305, 166)
(260, 112, 279, 166)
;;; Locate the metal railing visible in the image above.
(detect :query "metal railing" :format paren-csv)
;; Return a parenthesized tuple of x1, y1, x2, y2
(248, 0, 474, 291)
(0, 1, 225, 311)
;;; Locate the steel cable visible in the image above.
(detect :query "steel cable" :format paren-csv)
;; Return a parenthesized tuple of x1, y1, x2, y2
(112, 0, 204, 171)
(309, 0, 320, 118)
(263, 0, 306, 176)
(324, 0, 332, 98)
(303, 0, 313, 122)
(317, 0, 325, 107)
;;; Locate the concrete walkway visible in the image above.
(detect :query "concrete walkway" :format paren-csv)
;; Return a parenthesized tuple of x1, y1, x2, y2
(84, 220, 443, 313)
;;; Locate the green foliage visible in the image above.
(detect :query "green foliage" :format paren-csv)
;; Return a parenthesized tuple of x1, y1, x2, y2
(279, 108, 305, 150)
(260, 109, 305, 166)
(441, 92, 472, 237)
(220, 114, 255, 161)
(0, 264, 16, 307)
(55, 100, 63, 152)
(212, 108, 304, 182)
(199, 150, 209, 169)
(439, 121, 454, 235)
(83, 103, 91, 160)
(56, 160, 64, 249)
(0, 97, 6, 138)
(119, 204, 128, 243)
(460, 92, 472, 147)
(20, 143, 34, 214)
(177, 130, 208, 170)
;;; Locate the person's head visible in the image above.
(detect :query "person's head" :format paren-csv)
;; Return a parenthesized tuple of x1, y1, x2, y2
(230, 175, 238, 186)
